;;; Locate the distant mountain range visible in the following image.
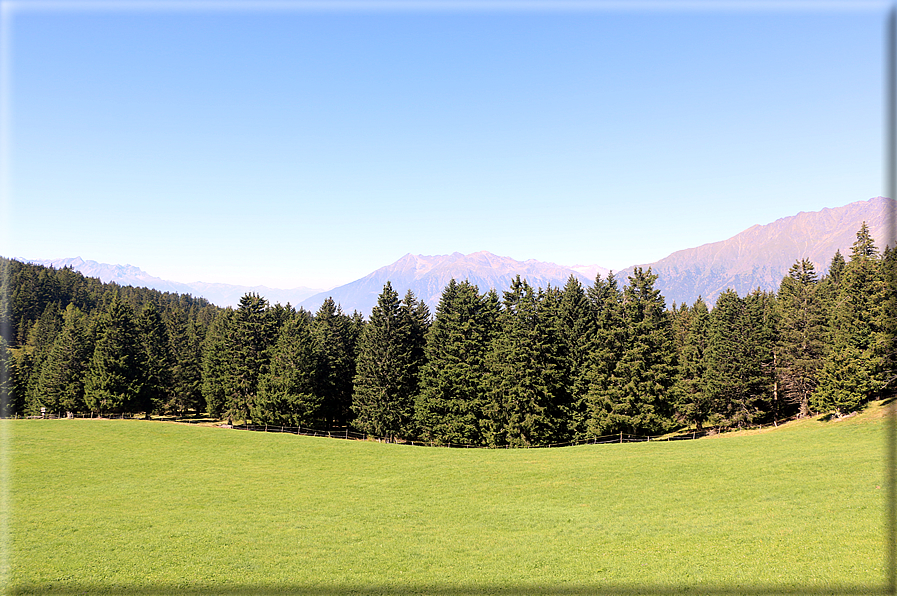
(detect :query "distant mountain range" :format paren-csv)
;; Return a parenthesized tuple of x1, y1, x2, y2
(297, 252, 609, 314)
(299, 196, 892, 314)
(19, 196, 893, 314)
(21, 257, 325, 308)
(614, 195, 893, 307)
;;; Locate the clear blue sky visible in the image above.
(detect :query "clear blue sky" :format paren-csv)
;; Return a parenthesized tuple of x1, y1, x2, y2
(1, 1, 889, 289)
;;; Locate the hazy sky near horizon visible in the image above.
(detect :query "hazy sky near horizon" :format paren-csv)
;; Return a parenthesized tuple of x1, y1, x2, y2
(1, 1, 889, 290)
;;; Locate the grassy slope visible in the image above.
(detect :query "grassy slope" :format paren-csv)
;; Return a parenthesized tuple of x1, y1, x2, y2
(4, 404, 890, 595)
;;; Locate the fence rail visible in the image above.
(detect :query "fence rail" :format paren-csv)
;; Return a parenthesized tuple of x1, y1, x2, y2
(9, 412, 798, 448)
(228, 422, 791, 448)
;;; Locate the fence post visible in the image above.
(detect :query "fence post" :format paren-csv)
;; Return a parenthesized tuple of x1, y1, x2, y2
(620, 432, 623, 443)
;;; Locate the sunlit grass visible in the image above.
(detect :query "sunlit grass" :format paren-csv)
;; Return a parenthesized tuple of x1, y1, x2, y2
(5, 403, 889, 595)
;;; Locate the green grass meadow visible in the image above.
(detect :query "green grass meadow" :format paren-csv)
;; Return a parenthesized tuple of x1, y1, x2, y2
(3, 404, 891, 595)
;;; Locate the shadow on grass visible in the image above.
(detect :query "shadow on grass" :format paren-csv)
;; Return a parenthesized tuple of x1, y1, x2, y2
(5, 584, 890, 595)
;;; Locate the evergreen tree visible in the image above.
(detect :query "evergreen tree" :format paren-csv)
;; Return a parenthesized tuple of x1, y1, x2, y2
(482, 277, 566, 447)
(880, 245, 897, 396)
(705, 289, 778, 428)
(813, 224, 885, 414)
(136, 302, 174, 416)
(777, 259, 826, 418)
(22, 302, 63, 414)
(84, 293, 144, 414)
(352, 283, 420, 440)
(166, 306, 204, 416)
(201, 309, 233, 419)
(827, 249, 846, 288)
(556, 276, 596, 440)
(227, 293, 276, 424)
(582, 272, 626, 438)
(595, 267, 676, 435)
(415, 279, 497, 445)
(0, 336, 18, 417)
(312, 298, 356, 429)
(672, 298, 714, 430)
(36, 304, 91, 415)
(254, 312, 321, 426)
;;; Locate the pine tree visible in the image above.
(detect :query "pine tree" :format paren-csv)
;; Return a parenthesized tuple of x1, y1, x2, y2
(415, 279, 497, 445)
(777, 260, 826, 418)
(705, 289, 778, 428)
(37, 304, 91, 415)
(227, 293, 276, 424)
(482, 277, 566, 447)
(880, 245, 897, 396)
(201, 309, 233, 419)
(672, 297, 714, 430)
(582, 272, 626, 438)
(813, 223, 885, 414)
(312, 298, 356, 430)
(137, 302, 174, 416)
(84, 293, 144, 414)
(166, 306, 204, 416)
(557, 276, 596, 440)
(602, 267, 676, 435)
(352, 283, 420, 440)
(255, 312, 321, 426)
(22, 302, 63, 414)
(0, 336, 18, 417)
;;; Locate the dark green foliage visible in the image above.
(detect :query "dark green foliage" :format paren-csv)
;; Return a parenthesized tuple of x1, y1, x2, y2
(777, 260, 827, 418)
(588, 267, 676, 436)
(201, 309, 233, 419)
(227, 293, 277, 423)
(165, 307, 204, 416)
(312, 298, 357, 429)
(556, 276, 596, 440)
(254, 312, 321, 426)
(482, 277, 566, 447)
(672, 298, 713, 430)
(705, 289, 778, 427)
(813, 224, 886, 414)
(0, 336, 19, 417)
(85, 293, 144, 414)
(36, 304, 92, 415)
(879, 245, 897, 396)
(415, 279, 497, 445)
(352, 283, 423, 440)
(137, 302, 174, 416)
(582, 272, 626, 438)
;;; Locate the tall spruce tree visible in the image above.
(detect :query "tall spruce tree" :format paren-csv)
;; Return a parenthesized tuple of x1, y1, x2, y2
(166, 306, 204, 416)
(136, 302, 174, 416)
(415, 279, 497, 445)
(312, 298, 356, 429)
(227, 293, 276, 424)
(201, 308, 234, 419)
(352, 283, 420, 440)
(482, 277, 566, 447)
(596, 267, 675, 435)
(777, 259, 826, 418)
(880, 246, 897, 396)
(813, 223, 885, 414)
(705, 289, 778, 428)
(582, 272, 626, 438)
(37, 304, 91, 415)
(672, 297, 714, 430)
(84, 293, 144, 414)
(0, 336, 19, 417)
(254, 311, 321, 426)
(557, 276, 596, 440)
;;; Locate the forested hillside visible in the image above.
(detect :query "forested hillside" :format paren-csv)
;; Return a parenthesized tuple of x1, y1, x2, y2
(1, 222, 893, 445)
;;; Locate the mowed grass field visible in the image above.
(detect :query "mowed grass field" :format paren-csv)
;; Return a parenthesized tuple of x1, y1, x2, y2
(4, 404, 891, 595)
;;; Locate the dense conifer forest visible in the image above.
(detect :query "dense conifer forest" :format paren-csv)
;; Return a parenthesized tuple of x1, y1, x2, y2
(2, 223, 893, 445)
